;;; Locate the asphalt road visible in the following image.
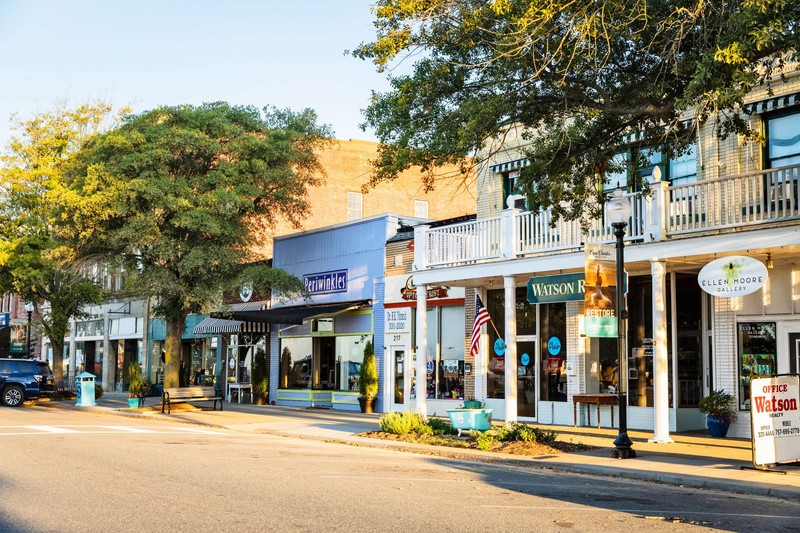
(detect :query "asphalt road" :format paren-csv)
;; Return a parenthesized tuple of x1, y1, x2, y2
(2, 406, 800, 533)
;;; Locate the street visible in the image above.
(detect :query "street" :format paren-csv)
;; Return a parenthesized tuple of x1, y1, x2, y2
(2, 406, 799, 533)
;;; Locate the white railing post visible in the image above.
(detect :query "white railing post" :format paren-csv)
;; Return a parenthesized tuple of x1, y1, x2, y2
(413, 225, 430, 271)
(500, 207, 519, 260)
(646, 180, 667, 242)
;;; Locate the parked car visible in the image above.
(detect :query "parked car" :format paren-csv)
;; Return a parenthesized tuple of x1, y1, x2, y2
(0, 358, 55, 407)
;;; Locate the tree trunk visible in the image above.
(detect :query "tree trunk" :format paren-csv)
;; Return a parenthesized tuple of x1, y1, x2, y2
(163, 313, 187, 388)
(51, 338, 65, 383)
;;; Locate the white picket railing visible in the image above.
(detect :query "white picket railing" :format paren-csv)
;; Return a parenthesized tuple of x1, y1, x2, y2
(420, 165, 800, 268)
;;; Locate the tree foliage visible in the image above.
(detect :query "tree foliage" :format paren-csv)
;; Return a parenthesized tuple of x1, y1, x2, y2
(0, 101, 119, 374)
(60, 102, 332, 387)
(354, 0, 800, 219)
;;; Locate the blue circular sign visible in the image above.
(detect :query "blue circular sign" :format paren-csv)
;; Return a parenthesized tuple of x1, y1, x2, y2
(494, 338, 505, 356)
(548, 336, 562, 356)
(521, 353, 530, 366)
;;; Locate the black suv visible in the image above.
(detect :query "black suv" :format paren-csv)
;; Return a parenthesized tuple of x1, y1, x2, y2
(0, 358, 55, 407)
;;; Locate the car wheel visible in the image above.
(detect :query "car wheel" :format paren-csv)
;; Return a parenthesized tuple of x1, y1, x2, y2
(2, 385, 24, 407)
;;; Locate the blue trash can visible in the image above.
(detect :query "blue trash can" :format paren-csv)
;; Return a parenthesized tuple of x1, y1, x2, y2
(75, 372, 97, 407)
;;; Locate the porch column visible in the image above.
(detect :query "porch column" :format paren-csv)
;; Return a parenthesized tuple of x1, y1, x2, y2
(473, 289, 487, 402)
(504, 276, 518, 424)
(650, 259, 673, 443)
(102, 308, 114, 392)
(68, 318, 77, 387)
(415, 283, 428, 416)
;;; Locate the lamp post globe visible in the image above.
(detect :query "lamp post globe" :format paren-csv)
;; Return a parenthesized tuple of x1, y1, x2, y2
(606, 188, 636, 459)
(24, 301, 34, 358)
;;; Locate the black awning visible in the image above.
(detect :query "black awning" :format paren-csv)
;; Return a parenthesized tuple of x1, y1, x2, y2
(743, 91, 800, 115)
(219, 300, 371, 325)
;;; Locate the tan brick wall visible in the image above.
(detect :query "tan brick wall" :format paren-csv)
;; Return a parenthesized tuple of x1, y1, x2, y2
(250, 139, 476, 258)
(385, 239, 415, 277)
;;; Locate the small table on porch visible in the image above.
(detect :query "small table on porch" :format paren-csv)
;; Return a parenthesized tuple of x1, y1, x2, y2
(572, 393, 618, 429)
(227, 382, 252, 404)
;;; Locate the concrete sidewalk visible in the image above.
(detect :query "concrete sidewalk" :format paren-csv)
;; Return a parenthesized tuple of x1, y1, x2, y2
(42, 392, 800, 499)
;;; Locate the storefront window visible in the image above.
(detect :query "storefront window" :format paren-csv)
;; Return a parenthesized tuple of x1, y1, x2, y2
(487, 289, 506, 399)
(539, 303, 566, 402)
(279, 337, 313, 389)
(335, 336, 367, 391)
(738, 322, 777, 410)
(425, 306, 466, 399)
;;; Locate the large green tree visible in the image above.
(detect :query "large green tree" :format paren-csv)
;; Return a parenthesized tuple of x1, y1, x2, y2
(355, 0, 800, 219)
(0, 102, 120, 374)
(60, 102, 331, 388)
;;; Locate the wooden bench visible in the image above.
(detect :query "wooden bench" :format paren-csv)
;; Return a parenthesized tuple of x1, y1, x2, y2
(161, 386, 223, 414)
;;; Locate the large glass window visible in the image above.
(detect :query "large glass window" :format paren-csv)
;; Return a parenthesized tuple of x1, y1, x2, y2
(486, 288, 535, 399)
(767, 112, 800, 168)
(424, 305, 466, 399)
(335, 336, 368, 391)
(280, 337, 313, 389)
(539, 303, 566, 402)
(738, 322, 777, 410)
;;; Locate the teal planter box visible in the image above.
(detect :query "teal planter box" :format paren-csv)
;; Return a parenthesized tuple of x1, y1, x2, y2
(447, 408, 493, 434)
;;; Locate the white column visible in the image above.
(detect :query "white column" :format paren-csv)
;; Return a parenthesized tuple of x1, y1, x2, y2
(415, 283, 428, 417)
(650, 259, 673, 443)
(102, 308, 114, 392)
(68, 318, 77, 387)
(503, 276, 518, 424)
(474, 289, 487, 401)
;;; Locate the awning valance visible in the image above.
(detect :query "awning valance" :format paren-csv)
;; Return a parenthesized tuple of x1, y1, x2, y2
(192, 317, 268, 335)
(490, 158, 529, 174)
(743, 92, 800, 115)
(223, 300, 371, 325)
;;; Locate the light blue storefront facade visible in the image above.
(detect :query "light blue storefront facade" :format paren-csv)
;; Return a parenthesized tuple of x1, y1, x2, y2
(264, 214, 424, 412)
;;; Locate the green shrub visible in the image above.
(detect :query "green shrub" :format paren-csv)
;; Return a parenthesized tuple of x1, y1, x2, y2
(359, 341, 378, 398)
(94, 384, 104, 399)
(426, 416, 458, 436)
(497, 422, 557, 444)
(472, 430, 496, 450)
(379, 411, 428, 435)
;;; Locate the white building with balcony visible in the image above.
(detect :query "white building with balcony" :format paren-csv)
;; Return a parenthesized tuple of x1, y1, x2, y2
(409, 77, 800, 440)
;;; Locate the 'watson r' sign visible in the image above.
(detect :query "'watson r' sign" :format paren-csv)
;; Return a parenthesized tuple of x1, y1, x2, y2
(304, 270, 348, 295)
(527, 273, 585, 303)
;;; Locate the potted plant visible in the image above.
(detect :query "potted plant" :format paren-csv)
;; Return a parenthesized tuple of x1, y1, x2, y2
(463, 397, 483, 409)
(358, 340, 378, 413)
(252, 347, 268, 405)
(698, 389, 737, 437)
(127, 362, 145, 408)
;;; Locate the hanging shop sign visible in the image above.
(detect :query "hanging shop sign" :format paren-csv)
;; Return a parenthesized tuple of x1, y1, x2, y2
(303, 269, 348, 295)
(584, 244, 618, 338)
(698, 256, 768, 297)
(0, 313, 8, 327)
(750, 374, 800, 468)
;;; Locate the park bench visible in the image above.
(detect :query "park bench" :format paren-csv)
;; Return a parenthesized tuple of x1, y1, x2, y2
(161, 386, 223, 414)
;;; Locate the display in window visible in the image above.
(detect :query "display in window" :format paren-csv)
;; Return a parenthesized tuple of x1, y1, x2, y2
(738, 322, 777, 410)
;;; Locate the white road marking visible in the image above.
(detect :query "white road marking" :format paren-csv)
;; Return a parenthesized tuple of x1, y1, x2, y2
(25, 425, 79, 433)
(480, 505, 800, 519)
(101, 426, 156, 433)
(0, 425, 228, 436)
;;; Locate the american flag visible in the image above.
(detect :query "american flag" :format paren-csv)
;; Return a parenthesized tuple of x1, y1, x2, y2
(470, 294, 492, 356)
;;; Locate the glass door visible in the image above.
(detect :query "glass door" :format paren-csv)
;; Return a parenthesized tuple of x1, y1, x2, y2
(517, 339, 536, 418)
(391, 347, 406, 409)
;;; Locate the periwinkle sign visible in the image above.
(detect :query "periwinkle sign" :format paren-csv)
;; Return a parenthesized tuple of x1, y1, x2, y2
(303, 270, 348, 295)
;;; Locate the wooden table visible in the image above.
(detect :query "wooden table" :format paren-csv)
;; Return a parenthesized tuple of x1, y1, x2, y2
(572, 393, 618, 428)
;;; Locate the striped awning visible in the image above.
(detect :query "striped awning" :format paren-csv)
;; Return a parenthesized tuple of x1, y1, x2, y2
(192, 317, 268, 335)
(743, 92, 800, 115)
(490, 158, 529, 174)
(621, 130, 647, 145)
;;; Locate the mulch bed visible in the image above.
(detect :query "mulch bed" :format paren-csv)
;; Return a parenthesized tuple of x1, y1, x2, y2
(360, 431, 593, 456)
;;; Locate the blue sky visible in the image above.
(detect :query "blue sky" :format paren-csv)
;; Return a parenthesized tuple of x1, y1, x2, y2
(0, 0, 392, 146)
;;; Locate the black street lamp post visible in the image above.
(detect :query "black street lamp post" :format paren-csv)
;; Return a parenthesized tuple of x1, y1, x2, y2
(24, 301, 34, 358)
(607, 189, 636, 459)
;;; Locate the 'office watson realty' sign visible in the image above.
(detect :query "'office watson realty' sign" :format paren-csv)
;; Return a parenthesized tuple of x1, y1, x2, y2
(750, 375, 800, 468)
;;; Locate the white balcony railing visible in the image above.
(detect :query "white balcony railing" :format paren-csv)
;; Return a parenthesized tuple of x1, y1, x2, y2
(417, 164, 800, 270)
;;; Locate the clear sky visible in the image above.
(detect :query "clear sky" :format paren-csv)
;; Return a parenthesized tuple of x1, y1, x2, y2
(0, 0, 392, 146)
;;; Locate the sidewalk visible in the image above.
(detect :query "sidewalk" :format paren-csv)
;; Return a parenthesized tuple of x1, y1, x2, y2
(42, 392, 800, 499)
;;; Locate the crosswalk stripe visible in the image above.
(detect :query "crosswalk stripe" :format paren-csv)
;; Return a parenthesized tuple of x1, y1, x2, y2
(170, 427, 226, 434)
(25, 425, 80, 433)
(101, 426, 156, 433)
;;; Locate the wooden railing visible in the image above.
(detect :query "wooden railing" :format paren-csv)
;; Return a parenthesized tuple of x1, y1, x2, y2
(418, 164, 800, 269)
